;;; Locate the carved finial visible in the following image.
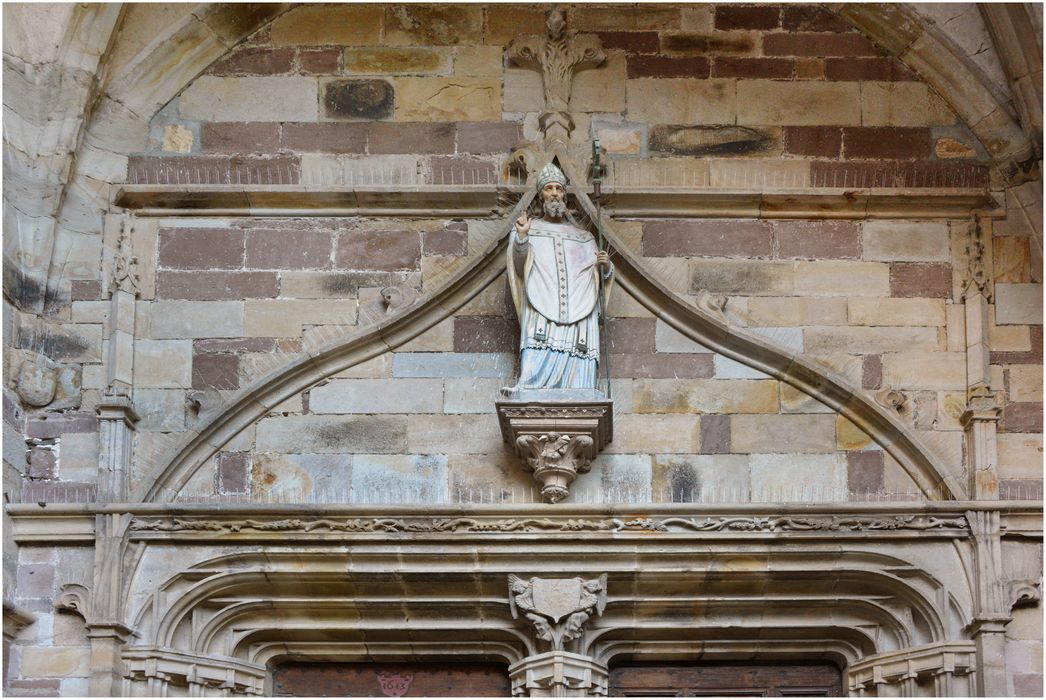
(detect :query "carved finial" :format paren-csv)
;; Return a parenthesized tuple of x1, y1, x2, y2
(54, 583, 91, 621)
(110, 212, 141, 296)
(507, 8, 606, 146)
(508, 573, 607, 650)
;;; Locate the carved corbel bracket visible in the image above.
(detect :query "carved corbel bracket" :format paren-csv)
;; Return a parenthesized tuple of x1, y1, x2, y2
(508, 573, 608, 652)
(54, 583, 91, 621)
(507, 8, 606, 147)
(496, 398, 612, 503)
(1010, 579, 1042, 609)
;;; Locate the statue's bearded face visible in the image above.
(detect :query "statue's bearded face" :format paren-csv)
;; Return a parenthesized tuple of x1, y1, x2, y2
(541, 182, 567, 219)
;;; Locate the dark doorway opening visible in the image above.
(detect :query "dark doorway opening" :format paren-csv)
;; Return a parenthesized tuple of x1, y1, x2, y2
(271, 661, 511, 697)
(610, 662, 843, 697)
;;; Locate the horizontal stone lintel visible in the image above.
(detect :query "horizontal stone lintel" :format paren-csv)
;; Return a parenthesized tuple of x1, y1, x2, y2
(115, 185, 999, 219)
(7, 502, 1041, 543)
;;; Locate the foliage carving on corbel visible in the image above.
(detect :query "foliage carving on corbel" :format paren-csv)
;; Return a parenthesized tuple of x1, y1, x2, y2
(54, 583, 91, 621)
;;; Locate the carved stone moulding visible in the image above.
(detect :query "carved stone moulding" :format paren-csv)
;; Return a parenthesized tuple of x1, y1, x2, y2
(508, 650, 609, 698)
(496, 394, 612, 504)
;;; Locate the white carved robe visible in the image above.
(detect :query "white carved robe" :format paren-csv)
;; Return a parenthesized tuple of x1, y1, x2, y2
(508, 218, 613, 389)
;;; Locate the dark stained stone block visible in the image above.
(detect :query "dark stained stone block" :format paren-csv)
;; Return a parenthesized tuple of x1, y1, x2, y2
(192, 353, 240, 390)
(280, 122, 368, 153)
(25, 413, 96, 439)
(714, 5, 781, 30)
(644, 220, 773, 257)
(369, 122, 455, 154)
(158, 228, 244, 270)
(825, 57, 918, 81)
(889, 263, 952, 298)
(627, 55, 710, 78)
(775, 220, 860, 259)
(245, 229, 333, 269)
(422, 228, 467, 256)
(699, 414, 731, 454)
(336, 230, 421, 271)
(206, 47, 294, 75)
(842, 127, 931, 159)
(661, 33, 755, 55)
(218, 451, 250, 494)
(784, 126, 842, 157)
(298, 47, 341, 74)
(454, 317, 518, 353)
(847, 451, 884, 495)
(457, 122, 524, 153)
(711, 57, 793, 79)
(595, 31, 661, 53)
(650, 124, 777, 156)
(607, 318, 657, 354)
(70, 279, 101, 301)
(27, 447, 56, 480)
(862, 354, 882, 390)
(782, 6, 853, 32)
(763, 32, 884, 57)
(1001, 402, 1043, 433)
(323, 79, 393, 120)
(156, 271, 279, 300)
(201, 122, 280, 154)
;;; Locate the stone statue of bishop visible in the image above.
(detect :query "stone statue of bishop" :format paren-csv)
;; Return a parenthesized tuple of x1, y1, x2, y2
(506, 163, 613, 391)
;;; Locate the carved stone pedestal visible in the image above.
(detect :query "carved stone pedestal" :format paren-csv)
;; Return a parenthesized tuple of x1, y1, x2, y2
(496, 392, 612, 503)
(509, 651, 609, 697)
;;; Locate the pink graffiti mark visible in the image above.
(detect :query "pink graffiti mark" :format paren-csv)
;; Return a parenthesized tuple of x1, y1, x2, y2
(376, 671, 415, 697)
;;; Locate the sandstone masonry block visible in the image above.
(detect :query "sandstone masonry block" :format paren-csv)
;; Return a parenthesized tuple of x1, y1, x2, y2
(628, 55, 710, 79)
(133, 339, 193, 387)
(889, 263, 953, 298)
(995, 284, 1043, 325)
(158, 228, 243, 269)
(633, 378, 778, 414)
(793, 260, 890, 296)
(393, 77, 501, 122)
(571, 52, 627, 112)
(881, 352, 966, 390)
(804, 326, 939, 353)
(336, 230, 421, 271)
(192, 353, 239, 390)
(244, 299, 358, 337)
(256, 415, 407, 453)
(281, 123, 368, 153)
(310, 378, 443, 413)
(609, 353, 714, 378)
(655, 320, 712, 353)
(690, 259, 794, 295)
(734, 414, 837, 453)
(644, 220, 772, 257)
(407, 414, 503, 453)
(156, 271, 278, 300)
(783, 126, 841, 157)
(270, 5, 382, 46)
(369, 122, 455, 154)
(737, 80, 861, 125)
(323, 79, 393, 120)
(627, 78, 736, 124)
(860, 82, 955, 127)
(848, 298, 946, 326)
(444, 378, 505, 413)
(746, 297, 848, 326)
(751, 452, 848, 500)
(1008, 365, 1043, 402)
(20, 646, 91, 678)
(201, 122, 280, 154)
(384, 5, 483, 45)
(180, 76, 319, 122)
(848, 451, 885, 495)
(775, 221, 859, 259)
(149, 301, 245, 339)
(605, 414, 698, 454)
(392, 352, 514, 378)
(344, 47, 450, 75)
(653, 454, 750, 499)
(246, 229, 332, 269)
(863, 221, 950, 262)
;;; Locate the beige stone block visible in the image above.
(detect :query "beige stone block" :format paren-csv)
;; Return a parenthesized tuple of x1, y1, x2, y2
(690, 259, 794, 296)
(627, 79, 736, 124)
(133, 339, 192, 388)
(454, 46, 502, 77)
(180, 76, 319, 122)
(998, 434, 1044, 479)
(936, 391, 967, 431)
(397, 318, 454, 352)
(393, 77, 501, 121)
(604, 414, 699, 454)
(596, 125, 643, 155)
(848, 298, 946, 326)
(20, 646, 91, 678)
(571, 53, 626, 112)
(607, 287, 653, 317)
(805, 326, 939, 353)
(271, 5, 382, 46)
(503, 68, 543, 113)
(343, 47, 451, 75)
(882, 453, 920, 496)
(737, 80, 861, 125)
(732, 414, 837, 453)
(946, 303, 966, 351)
(1009, 365, 1043, 402)
(862, 220, 950, 262)
(444, 378, 505, 413)
(633, 379, 778, 414)
(860, 81, 956, 126)
(458, 278, 511, 316)
(244, 299, 358, 337)
(837, 415, 874, 450)
(71, 301, 108, 324)
(995, 284, 1043, 325)
(882, 352, 966, 390)
(384, 5, 483, 45)
(332, 354, 392, 379)
(149, 301, 244, 339)
(780, 383, 834, 413)
(680, 5, 715, 30)
(793, 261, 890, 297)
(59, 432, 100, 482)
(988, 315, 1031, 351)
(746, 297, 848, 327)
(750, 453, 847, 501)
(407, 413, 503, 453)
(448, 453, 533, 497)
(611, 221, 643, 253)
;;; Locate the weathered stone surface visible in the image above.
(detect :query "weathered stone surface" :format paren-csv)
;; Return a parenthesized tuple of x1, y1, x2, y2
(711, 57, 793, 79)
(343, 47, 449, 74)
(735, 414, 838, 454)
(653, 453, 749, 499)
(457, 122, 522, 154)
(180, 76, 319, 122)
(783, 6, 852, 32)
(133, 339, 192, 387)
(158, 228, 243, 270)
(281, 122, 368, 153)
(847, 450, 885, 494)
(699, 414, 731, 454)
(837, 415, 874, 450)
(794, 261, 889, 297)
(627, 55, 710, 79)
(336, 230, 421, 271)
(570, 52, 627, 112)
(746, 297, 848, 327)
(633, 378, 778, 414)
(385, 5, 482, 45)
(323, 79, 393, 120)
(206, 46, 294, 76)
(407, 414, 502, 453)
(825, 57, 917, 81)
(650, 125, 777, 156)
(20, 646, 90, 678)
(860, 82, 956, 127)
(993, 235, 1033, 284)
(783, 126, 842, 157)
(393, 77, 500, 121)
(889, 263, 953, 298)
(661, 32, 755, 55)
(369, 122, 455, 154)
(609, 353, 714, 378)
(995, 284, 1043, 325)
(453, 317, 516, 353)
(25, 413, 96, 440)
(843, 126, 930, 158)
(751, 452, 848, 500)
(156, 271, 278, 300)
(256, 415, 408, 453)
(422, 227, 467, 257)
(737, 80, 861, 125)
(243, 299, 358, 337)
(605, 414, 698, 454)
(149, 301, 245, 339)
(596, 30, 661, 53)
(299, 48, 342, 75)
(848, 298, 946, 327)
(714, 355, 774, 379)
(200, 122, 280, 154)
(863, 221, 950, 262)
(627, 79, 736, 124)
(1001, 402, 1043, 433)
(654, 320, 711, 353)
(571, 5, 680, 30)
(805, 326, 939, 353)
(690, 259, 794, 295)
(443, 378, 505, 414)
(270, 5, 383, 46)
(644, 219, 772, 258)
(485, 5, 546, 43)
(997, 434, 1044, 478)
(310, 377, 444, 413)
(245, 229, 332, 269)
(775, 220, 859, 259)
(1008, 365, 1043, 402)
(795, 58, 826, 79)
(881, 352, 965, 390)
(191, 353, 238, 390)
(393, 352, 514, 379)
(763, 32, 881, 56)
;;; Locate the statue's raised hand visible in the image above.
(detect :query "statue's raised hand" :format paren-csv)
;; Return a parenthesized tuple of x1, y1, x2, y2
(515, 213, 531, 239)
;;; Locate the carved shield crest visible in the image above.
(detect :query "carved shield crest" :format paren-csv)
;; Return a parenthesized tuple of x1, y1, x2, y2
(16, 357, 57, 407)
(531, 577, 584, 623)
(376, 671, 414, 697)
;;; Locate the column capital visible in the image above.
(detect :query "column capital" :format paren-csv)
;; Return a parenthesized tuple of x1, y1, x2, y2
(96, 394, 140, 426)
(509, 650, 609, 697)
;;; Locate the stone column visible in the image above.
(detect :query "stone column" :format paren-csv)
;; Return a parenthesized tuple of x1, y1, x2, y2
(509, 651, 608, 697)
(960, 216, 1002, 500)
(86, 622, 133, 696)
(966, 510, 1011, 696)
